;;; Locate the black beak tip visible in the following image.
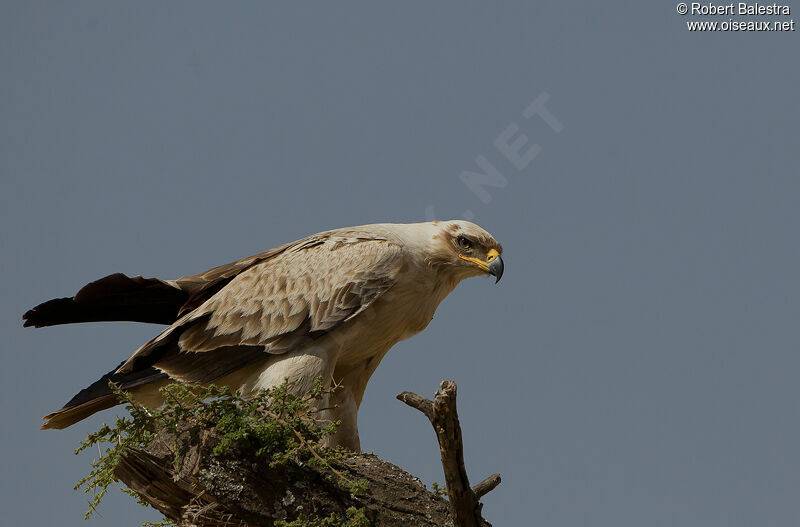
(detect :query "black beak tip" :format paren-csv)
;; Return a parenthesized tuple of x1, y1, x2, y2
(489, 255, 504, 283)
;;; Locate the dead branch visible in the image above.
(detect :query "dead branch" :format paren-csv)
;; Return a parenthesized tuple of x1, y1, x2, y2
(397, 380, 500, 527)
(472, 473, 502, 500)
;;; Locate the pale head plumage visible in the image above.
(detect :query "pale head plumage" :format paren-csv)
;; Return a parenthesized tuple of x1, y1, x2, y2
(390, 220, 504, 282)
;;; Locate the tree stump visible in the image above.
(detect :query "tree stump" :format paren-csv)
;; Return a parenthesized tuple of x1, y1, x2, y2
(113, 381, 499, 526)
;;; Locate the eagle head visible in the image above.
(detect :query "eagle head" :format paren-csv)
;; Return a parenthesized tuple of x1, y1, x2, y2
(428, 220, 504, 283)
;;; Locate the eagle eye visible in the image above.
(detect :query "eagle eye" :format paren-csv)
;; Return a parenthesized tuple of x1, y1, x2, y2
(457, 236, 473, 251)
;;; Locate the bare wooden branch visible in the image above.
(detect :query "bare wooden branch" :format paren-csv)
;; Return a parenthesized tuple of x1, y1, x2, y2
(397, 380, 500, 527)
(434, 381, 480, 527)
(472, 473, 502, 499)
(396, 390, 434, 420)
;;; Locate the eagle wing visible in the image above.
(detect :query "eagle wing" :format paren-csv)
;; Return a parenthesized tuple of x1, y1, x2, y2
(118, 231, 405, 383)
(22, 240, 301, 328)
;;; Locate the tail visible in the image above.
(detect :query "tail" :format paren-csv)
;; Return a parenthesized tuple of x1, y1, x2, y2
(27, 269, 258, 428)
(23, 273, 188, 328)
(41, 364, 170, 429)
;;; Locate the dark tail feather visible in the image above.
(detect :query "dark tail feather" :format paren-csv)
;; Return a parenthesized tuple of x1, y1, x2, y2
(41, 395, 122, 430)
(41, 364, 170, 429)
(23, 273, 188, 328)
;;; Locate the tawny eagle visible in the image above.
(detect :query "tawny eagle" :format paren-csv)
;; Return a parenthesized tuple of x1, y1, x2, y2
(24, 221, 503, 450)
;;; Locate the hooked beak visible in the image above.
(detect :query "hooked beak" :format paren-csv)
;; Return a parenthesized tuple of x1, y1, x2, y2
(488, 253, 504, 283)
(458, 248, 504, 283)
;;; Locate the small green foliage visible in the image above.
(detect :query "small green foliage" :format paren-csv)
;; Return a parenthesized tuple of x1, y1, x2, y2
(74, 378, 355, 523)
(346, 478, 369, 496)
(274, 506, 370, 527)
(429, 481, 448, 497)
(73, 399, 155, 519)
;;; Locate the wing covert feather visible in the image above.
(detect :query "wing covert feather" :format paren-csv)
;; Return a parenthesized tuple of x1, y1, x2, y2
(176, 236, 404, 353)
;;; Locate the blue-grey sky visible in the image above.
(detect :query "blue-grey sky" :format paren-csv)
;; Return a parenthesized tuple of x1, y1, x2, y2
(2, 2, 799, 526)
